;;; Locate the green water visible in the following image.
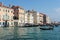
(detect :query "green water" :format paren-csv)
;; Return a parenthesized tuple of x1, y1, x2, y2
(0, 26, 60, 40)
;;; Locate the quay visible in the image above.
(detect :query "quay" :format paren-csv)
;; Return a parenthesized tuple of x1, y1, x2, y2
(2, 23, 60, 27)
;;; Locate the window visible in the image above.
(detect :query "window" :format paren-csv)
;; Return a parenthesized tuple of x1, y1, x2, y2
(13, 16, 18, 20)
(0, 15, 1, 20)
(11, 22, 13, 25)
(0, 9, 1, 11)
(40, 21, 42, 23)
(0, 22, 1, 25)
(8, 10, 9, 12)
(40, 16, 42, 17)
(11, 11, 13, 13)
(3, 22, 4, 25)
(6, 10, 7, 12)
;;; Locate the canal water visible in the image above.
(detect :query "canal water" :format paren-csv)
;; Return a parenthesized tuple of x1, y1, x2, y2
(0, 26, 60, 40)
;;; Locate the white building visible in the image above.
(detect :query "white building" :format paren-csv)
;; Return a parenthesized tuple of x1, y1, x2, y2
(12, 6, 25, 26)
(37, 12, 40, 24)
(46, 16, 51, 24)
(28, 12, 34, 24)
(18, 8, 25, 26)
(25, 10, 34, 24)
(37, 12, 44, 24)
(25, 12, 28, 23)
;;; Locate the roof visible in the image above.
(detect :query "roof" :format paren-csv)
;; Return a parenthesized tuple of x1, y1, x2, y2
(0, 2, 13, 10)
(11, 5, 24, 10)
(40, 12, 46, 16)
(27, 10, 37, 13)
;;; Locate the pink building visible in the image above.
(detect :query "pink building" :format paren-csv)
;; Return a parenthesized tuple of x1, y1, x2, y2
(0, 3, 14, 27)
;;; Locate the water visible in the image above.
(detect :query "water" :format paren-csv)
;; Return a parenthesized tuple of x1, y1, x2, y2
(0, 26, 60, 40)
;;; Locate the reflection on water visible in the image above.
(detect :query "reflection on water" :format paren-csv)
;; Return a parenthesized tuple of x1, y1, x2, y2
(0, 26, 60, 40)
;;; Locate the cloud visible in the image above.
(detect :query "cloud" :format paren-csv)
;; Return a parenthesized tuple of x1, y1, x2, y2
(49, 8, 60, 21)
(55, 8, 60, 13)
(52, 8, 60, 21)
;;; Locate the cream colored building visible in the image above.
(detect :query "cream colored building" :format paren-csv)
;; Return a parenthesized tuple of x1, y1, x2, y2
(46, 16, 51, 24)
(25, 10, 37, 24)
(18, 7, 25, 26)
(37, 12, 44, 24)
(0, 3, 14, 27)
(12, 6, 25, 26)
(37, 12, 40, 24)
(0, 3, 51, 27)
(37, 12, 51, 25)
(27, 10, 34, 24)
(25, 11, 28, 23)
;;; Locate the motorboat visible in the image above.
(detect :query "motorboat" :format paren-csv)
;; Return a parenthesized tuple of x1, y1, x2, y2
(40, 26, 54, 30)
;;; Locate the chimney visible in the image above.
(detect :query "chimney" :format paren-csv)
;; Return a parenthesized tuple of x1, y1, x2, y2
(9, 4, 13, 8)
(0, 2, 3, 6)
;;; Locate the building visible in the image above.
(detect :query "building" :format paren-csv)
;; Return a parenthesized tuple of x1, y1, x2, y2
(11, 6, 25, 26)
(25, 10, 37, 25)
(26, 10, 34, 24)
(43, 14, 46, 24)
(25, 11, 50, 25)
(0, 2, 51, 27)
(37, 12, 40, 24)
(18, 6, 25, 26)
(46, 16, 51, 24)
(25, 11, 28, 23)
(32, 10, 37, 24)
(37, 12, 44, 25)
(0, 3, 14, 27)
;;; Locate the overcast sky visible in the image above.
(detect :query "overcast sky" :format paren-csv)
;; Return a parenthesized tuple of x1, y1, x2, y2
(0, 0, 60, 21)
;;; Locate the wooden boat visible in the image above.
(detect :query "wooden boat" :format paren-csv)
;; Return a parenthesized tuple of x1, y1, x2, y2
(40, 26, 53, 30)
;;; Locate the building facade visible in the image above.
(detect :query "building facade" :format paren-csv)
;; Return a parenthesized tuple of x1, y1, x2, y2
(46, 16, 51, 24)
(18, 7, 25, 26)
(25, 10, 37, 25)
(26, 10, 34, 24)
(37, 12, 44, 25)
(0, 3, 51, 27)
(43, 14, 46, 24)
(11, 6, 25, 26)
(25, 11, 28, 23)
(0, 3, 14, 27)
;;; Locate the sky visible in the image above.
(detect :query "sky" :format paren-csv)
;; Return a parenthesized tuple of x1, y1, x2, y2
(0, 0, 60, 21)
